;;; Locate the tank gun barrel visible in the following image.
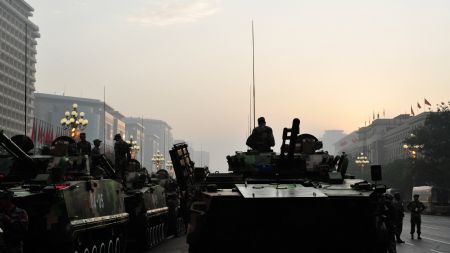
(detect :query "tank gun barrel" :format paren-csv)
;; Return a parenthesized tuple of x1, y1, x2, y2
(0, 130, 34, 165)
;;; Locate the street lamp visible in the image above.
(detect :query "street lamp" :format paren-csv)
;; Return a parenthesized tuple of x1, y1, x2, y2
(355, 152, 370, 175)
(60, 103, 88, 139)
(403, 134, 423, 160)
(165, 160, 174, 178)
(126, 135, 140, 160)
(151, 151, 165, 173)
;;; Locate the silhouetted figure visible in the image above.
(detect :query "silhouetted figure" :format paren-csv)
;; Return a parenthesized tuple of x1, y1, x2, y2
(114, 134, 131, 179)
(91, 139, 102, 156)
(393, 193, 405, 243)
(407, 194, 426, 240)
(384, 194, 397, 253)
(77, 133, 91, 156)
(0, 190, 28, 253)
(246, 117, 275, 152)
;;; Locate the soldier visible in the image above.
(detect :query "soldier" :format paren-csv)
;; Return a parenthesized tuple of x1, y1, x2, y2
(76, 132, 91, 156)
(392, 193, 405, 243)
(91, 139, 102, 156)
(114, 134, 131, 179)
(0, 190, 28, 253)
(246, 117, 275, 152)
(407, 194, 426, 240)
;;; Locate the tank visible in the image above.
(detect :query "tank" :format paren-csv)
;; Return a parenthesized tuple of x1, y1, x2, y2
(170, 118, 389, 253)
(119, 158, 169, 249)
(0, 131, 128, 253)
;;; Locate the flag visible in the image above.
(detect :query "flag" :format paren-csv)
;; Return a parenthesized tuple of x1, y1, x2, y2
(411, 106, 415, 116)
(424, 98, 431, 106)
(417, 102, 421, 109)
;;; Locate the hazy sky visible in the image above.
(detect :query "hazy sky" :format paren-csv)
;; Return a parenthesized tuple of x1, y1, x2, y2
(28, 0, 450, 170)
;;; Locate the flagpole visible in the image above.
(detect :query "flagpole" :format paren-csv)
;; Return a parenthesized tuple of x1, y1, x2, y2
(103, 86, 106, 154)
(252, 20, 256, 129)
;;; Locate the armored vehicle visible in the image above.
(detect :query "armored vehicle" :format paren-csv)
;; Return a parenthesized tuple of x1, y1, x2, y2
(119, 158, 169, 249)
(170, 118, 389, 253)
(0, 131, 128, 253)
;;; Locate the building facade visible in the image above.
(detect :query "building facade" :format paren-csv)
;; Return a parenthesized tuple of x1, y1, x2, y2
(335, 113, 429, 165)
(321, 130, 346, 155)
(34, 93, 126, 157)
(0, 0, 39, 137)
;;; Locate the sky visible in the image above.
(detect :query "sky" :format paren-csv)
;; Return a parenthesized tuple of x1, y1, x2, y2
(27, 0, 450, 170)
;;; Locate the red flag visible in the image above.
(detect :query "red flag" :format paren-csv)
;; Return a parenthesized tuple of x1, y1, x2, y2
(411, 106, 415, 116)
(417, 102, 421, 109)
(424, 98, 431, 106)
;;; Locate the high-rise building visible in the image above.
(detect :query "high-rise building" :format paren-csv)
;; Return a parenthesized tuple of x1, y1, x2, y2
(0, 0, 39, 137)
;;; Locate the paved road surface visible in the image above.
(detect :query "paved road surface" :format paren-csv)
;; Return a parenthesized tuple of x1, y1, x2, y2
(397, 214, 450, 253)
(143, 214, 450, 253)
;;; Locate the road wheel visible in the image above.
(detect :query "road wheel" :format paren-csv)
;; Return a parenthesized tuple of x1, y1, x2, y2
(114, 237, 121, 253)
(107, 240, 113, 253)
(100, 242, 106, 253)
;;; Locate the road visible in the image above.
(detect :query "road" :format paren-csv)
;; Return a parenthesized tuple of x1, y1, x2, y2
(142, 214, 450, 253)
(397, 214, 450, 253)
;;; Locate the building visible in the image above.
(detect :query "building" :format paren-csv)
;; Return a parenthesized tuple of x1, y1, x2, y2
(194, 150, 210, 167)
(126, 117, 173, 170)
(335, 113, 429, 165)
(0, 0, 39, 137)
(321, 130, 346, 155)
(34, 93, 126, 157)
(383, 113, 429, 164)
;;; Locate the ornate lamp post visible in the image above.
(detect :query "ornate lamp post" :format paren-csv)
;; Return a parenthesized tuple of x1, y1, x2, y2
(402, 144, 422, 160)
(151, 151, 165, 173)
(402, 134, 423, 160)
(165, 160, 174, 178)
(60, 103, 88, 139)
(126, 135, 140, 160)
(403, 134, 423, 186)
(355, 152, 370, 175)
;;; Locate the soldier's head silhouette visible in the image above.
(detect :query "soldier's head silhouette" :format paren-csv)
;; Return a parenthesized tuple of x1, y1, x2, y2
(114, 134, 122, 141)
(257, 117, 266, 126)
(93, 139, 102, 147)
(80, 132, 86, 141)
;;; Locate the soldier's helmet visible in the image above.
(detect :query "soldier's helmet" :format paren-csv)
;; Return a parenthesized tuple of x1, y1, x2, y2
(257, 117, 266, 125)
(383, 193, 393, 201)
(93, 139, 102, 145)
(114, 134, 122, 141)
(156, 169, 169, 180)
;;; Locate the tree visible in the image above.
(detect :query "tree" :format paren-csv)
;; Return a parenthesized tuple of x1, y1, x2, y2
(404, 102, 450, 188)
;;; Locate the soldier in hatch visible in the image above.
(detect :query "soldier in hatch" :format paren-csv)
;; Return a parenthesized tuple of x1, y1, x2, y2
(246, 117, 275, 152)
(114, 134, 131, 179)
(76, 132, 91, 156)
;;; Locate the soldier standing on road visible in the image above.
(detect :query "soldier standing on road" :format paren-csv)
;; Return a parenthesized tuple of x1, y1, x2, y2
(246, 117, 275, 152)
(392, 193, 405, 243)
(114, 134, 131, 180)
(77, 132, 91, 156)
(0, 190, 28, 253)
(407, 194, 426, 240)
